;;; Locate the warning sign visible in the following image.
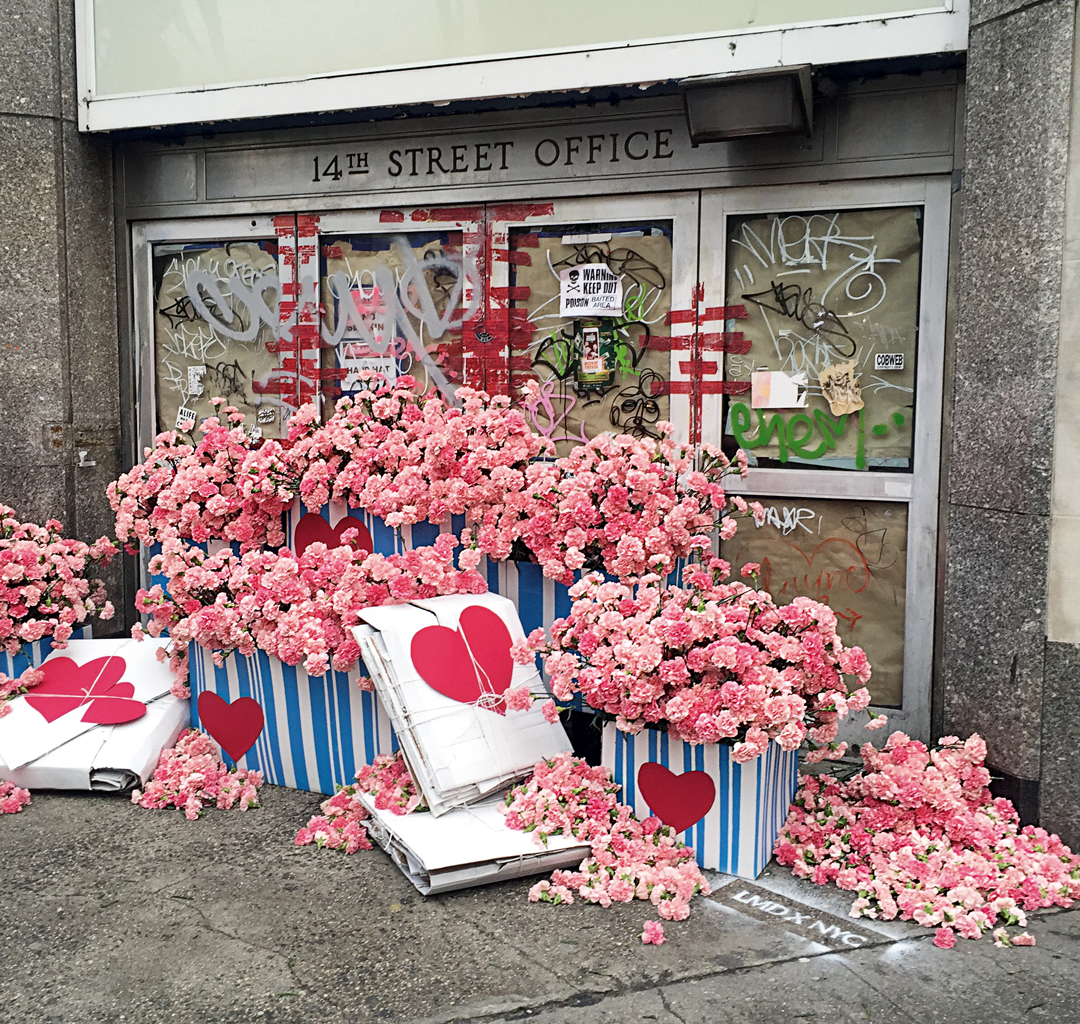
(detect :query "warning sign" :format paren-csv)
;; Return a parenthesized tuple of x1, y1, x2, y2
(559, 265, 623, 317)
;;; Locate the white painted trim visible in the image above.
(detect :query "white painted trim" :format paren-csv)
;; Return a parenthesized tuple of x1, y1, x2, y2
(73, 0, 95, 114)
(78, 3, 968, 132)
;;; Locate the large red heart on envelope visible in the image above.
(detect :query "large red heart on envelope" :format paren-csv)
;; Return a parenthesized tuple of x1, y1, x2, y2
(197, 692, 265, 762)
(24, 656, 146, 725)
(410, 605, 514, 715)
(637, 762, 716, 833)
(294, 512, 374, 558)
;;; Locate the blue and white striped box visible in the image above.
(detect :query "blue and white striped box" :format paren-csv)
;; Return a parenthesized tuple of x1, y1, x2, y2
(603, 723, 799, 879)
(189, 644, 395, 795)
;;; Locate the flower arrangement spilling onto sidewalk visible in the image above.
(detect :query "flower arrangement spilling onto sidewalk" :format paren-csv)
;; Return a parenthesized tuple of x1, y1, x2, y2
(0, 505, 117, 716)
(295, 750, 710, 940)
(505, 753, 711, 922)
(294, 753, 426, 854)
(775, 732, 1080, 948)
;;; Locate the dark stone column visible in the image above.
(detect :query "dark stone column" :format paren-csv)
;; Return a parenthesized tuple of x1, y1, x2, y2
(942, 0, 1076, 838)
(0, 0, 123, 625)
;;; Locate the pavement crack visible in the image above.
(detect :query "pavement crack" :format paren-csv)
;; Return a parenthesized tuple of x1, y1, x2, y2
(656, 985, 688, 1024)
(834, 958, 922, 1024)
(431, 935, 934, 1024)
(164, 896, 328, 1011)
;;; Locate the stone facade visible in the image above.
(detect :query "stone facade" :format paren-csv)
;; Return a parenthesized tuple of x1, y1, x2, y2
(0, 0, 125, 619)
(942, 0, 1080, 843)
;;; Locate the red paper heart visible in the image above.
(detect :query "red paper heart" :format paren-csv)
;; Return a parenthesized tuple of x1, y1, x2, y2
(410, 605, 514, 715)
(637, 762, 716, 833)
(24, 656, 146, 725)
(294, 512, 374, 558)
(197, 691, 265, 762)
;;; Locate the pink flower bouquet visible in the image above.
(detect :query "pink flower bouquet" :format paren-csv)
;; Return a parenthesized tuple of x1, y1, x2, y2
(286, 373, 553, 530)
(502, 425, 749, 585)
(516, 559, 873, 761)
(107, 403, 296, 553)
(137, 530, 487, 679)
(0, 505, 116, 658)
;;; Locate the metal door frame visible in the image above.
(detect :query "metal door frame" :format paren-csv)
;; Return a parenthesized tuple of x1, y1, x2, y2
(704, 177, 951, 740)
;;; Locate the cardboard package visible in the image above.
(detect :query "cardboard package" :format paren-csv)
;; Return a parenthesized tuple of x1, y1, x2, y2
(0, 638, 186, 791)
(358, 791, 588, 895)
(354, 592, 571, 817)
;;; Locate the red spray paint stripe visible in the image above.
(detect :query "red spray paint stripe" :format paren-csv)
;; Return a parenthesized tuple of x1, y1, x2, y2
(297, 215, 320, 232)
(665, 305, 749, 325)
(678, 360, 719, 376)
(647, 333, 751, 354)
(516, 233, 539, 248)
(273, 215, 293, 233)
(411, 206, 483, 223)
(490, 286, 531, 301)
(323, 246, 343, 259)
(490, 203, 555, 221)
(650, 380, 751, 396)
(379, 210, 405, 223)
(491, 249, 532, 265)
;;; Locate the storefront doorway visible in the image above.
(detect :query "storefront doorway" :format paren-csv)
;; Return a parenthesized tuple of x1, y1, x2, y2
(131, 175, 949, 738)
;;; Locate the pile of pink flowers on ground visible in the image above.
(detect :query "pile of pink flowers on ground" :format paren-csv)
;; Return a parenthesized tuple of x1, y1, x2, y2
(774, 731, 1080, 948)
(132, 728, 263, 820)
(355, 752, 425, 814)
(504, 753, 711, 925)
(517, 561, 874, 759)
(135, 531, 486, 678)
(294, 787, 373, 854)
(0, 779, 31, 814)
(0, 505, 116, 655)
(295, 752, 424, 853)
(107, 403, 294, 553)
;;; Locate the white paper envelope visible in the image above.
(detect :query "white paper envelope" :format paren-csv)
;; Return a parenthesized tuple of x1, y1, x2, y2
(0, 694, 188, 791)
(358, 791, 588, 895)
(354, 592, 571, 816)
(0, 638, 174, 769)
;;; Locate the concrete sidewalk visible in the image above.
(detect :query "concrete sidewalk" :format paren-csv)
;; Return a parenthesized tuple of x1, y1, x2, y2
(2, 785, 1077, 1024)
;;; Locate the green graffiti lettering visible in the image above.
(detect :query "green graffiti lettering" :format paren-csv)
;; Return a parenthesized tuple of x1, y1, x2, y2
(730, 402, 853, 463)
(786, 413, 826, 460)
(731, 403, 788, 460)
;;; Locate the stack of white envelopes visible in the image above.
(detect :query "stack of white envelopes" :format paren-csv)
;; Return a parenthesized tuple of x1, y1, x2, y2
(353, 592, 589, 893)
(0, 638, 187, 791)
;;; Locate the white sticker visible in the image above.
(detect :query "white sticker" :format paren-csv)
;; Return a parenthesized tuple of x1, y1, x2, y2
(342, 357, 397, 391)
(751, 370, 808, 409)
(175, 406, 198, 429)
(246, 424, 263, 443)
(874, 353, 904, 371)
(559, 265, 623, 318)
(187, 365, 206, 398)
(256, 406, 277, 424)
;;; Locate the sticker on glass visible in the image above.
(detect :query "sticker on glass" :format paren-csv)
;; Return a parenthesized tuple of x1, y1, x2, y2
(559, 265, 623, 317)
